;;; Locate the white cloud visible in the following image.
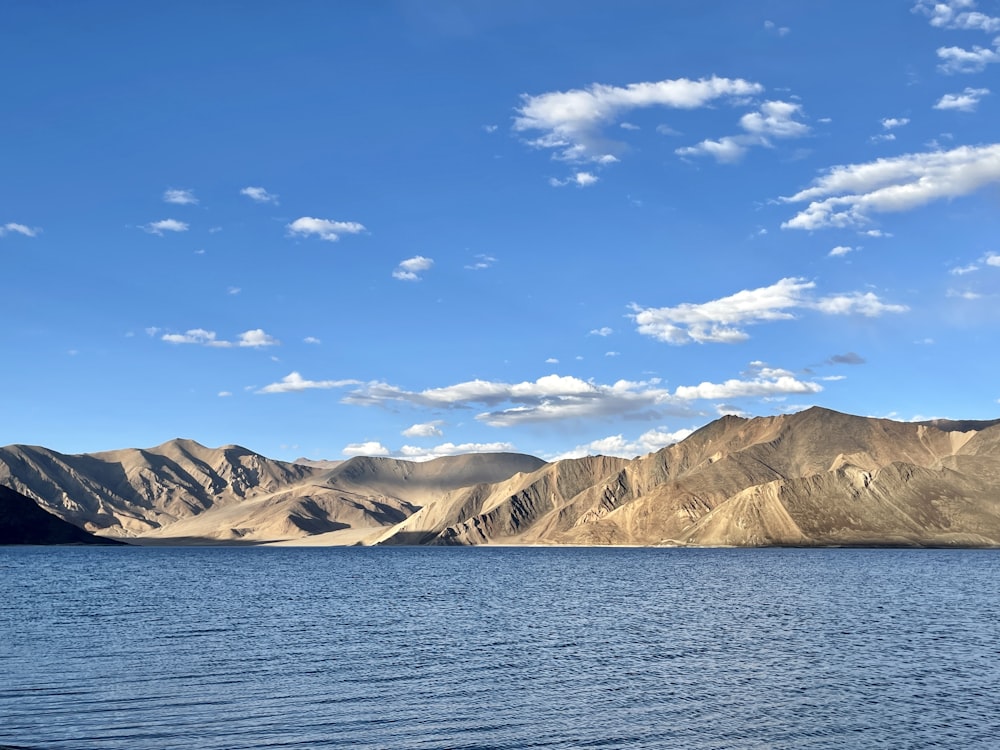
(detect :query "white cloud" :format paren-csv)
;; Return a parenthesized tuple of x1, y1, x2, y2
(764, 20, 791, 36)
(605, 351, 620, 357)
(812, 292, 909, 316)
(161, 328, 231, 347)
(396, 441, 516, 462)
(620, 122, 640, 131)
(674, 370, 823, 400)
(545, 357, 559, 364)
(780, 144, 1000, 229)
(631, 277, 907, 344)
(240, 186, 279, 204)
(483, 124, 498, 133)
(870, 133, 896, 143)
(950, 262, 980, 274)
(392, 255, 434, 281)
(343, 373, 694, 425)
(160, 327, 279, 348)
(550, 171, 599, 187)
(465, 253, 496, 270)
(227, 286, 241, 295)
(342, 441, 390, 457)
(257, 371, 359, 394)
(936, 43, 1000, 73)
(882, 117, 910, 129)
(947, 289, 983, 299)
(862, 229, 893, 237)
(914, 0, 1000, 32)
(287, 217, 365, 242)
(237, 329, 279, 348)
(401, 421, 444, 438)
(933, 87, 990, 111)
(656, 124, 681, 136)
(0, 222, 40, 238)
(304, 336, 322, 344)
(515, 75, 764, 163)
(218, 391, 232, 397)
(142, 219, 189, 235)
(828, 245, 854, 257)
(550, 427, 696, 460)
(163, 188, 197, 205)
(676, 136, 750, 163)
(985, 252, 1000, 266)
(676, 100, 809, 163)
(589, 327, 614, 336)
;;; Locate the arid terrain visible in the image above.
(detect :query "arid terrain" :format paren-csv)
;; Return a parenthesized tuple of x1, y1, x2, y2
(3, 408, 1000, 547)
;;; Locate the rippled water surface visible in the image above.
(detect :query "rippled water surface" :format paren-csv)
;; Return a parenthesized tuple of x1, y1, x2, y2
(2, 546, 999, 749)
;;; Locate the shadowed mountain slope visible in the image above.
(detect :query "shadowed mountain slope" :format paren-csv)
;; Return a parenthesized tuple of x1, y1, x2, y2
(0, 485, 124, 545)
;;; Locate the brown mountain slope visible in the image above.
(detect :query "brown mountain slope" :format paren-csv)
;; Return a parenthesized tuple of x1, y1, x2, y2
(376, 408, 1000, 548)
(0, 440, 319, 537)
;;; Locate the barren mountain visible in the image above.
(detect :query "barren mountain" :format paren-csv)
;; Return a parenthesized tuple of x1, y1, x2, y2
(3, 409, 999, 547)
(0, 485, 123, 545)
(375, 407, 1000, 548)
(0, 442, 543, 544)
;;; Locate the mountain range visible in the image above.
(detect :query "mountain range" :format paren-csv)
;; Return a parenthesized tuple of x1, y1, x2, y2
(3, 408, 1000, 547)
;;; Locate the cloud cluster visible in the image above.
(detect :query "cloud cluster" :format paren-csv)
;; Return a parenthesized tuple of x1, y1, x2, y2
(914, 0, 1000, 33)
(335, 368, 824, 428)
(549, 171, 599, 187)
(675, 100, 810, 163)
(342, 440, 517, 461)
(550, 426, 696, 460)
(162, 328, 280, 348)
(163, 188, 197, 205)
(934, 86, 990, 111)
(286, 217, 366, 242)
(142, 219, 189, 235)
(780, 143, 1000, 229)
(0, 222, 39, 238)
(515, 76, 764, 163)
(465, 254, 496, 270)
(393, 255, 434, 281)
(630, 278, 907, 345)
(240, 186, 279, 204)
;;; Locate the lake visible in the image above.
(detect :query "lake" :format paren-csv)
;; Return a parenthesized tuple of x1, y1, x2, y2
(1, 546, 998, 749)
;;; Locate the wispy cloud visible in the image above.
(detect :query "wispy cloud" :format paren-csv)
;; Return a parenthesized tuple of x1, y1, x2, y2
(764, 19, 791, 36)
(465, 253, 496, 270)
(631, 277, 907, 344)
(163, 188, 197, 205)
(142, 219, 189, 235)
(780, 144, 1000, 229)
(303, 336, 322, 344)
(286, 217, 366, 242)
(0, 222, 40, 238)
(240, 186, 279, 204)
(828, 245, 855, 257)
(676, 100, 810, 163)
(257, 371, 360, 394)
(393, 255, 434, 281)
(549, 171, 599, 187)
(827, 352, 866, 365)
(589, 327, 614, 336)
(161, 328, 279, 348)
(515, 76, 763, 163)
(934, 86, 990, 111)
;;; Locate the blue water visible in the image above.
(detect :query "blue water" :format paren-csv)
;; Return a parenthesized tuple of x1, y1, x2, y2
(1, 546, 998, 749)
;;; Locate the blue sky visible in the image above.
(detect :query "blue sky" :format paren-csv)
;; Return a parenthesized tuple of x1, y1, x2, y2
(2, 0, 999, 461)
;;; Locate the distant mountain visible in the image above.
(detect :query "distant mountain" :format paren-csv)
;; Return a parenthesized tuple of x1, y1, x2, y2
(0, 440, 544, 544)
(0, 485, 123, 545)
(375, 408, 1000, 548)
(2, 410, 999, 547)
